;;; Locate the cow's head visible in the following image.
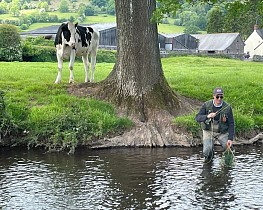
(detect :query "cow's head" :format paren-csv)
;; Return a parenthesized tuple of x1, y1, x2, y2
(62, 22, 79, 48)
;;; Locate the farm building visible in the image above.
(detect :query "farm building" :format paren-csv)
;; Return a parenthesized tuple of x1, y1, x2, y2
(93, 23, 117, 49)
(158, 33, 198, 52)
(192, 33, 245, 56)
(20, 23, 117, 49)
(21, 24, 245, 58)
(21, 24, 198, 52)
(244, 25, 263, 60)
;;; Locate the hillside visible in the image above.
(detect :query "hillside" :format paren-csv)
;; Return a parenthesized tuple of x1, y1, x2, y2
(0, 0, 190, 34)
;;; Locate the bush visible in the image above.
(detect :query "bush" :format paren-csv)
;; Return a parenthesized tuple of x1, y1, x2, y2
(20, 24, 29, 30)
(0, 24, 22, 61)
(96, 49, 116, 63)
(22, 44, 56, 62)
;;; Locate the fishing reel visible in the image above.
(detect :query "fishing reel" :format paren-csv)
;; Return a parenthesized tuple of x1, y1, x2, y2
(205, 118, 211, 125)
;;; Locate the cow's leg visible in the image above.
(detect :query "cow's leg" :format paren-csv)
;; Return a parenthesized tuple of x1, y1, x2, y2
(68, 50, 76, 83)
(90, 50, 97, 82)
(55, 54, 63, 84)
(82, 54, 90, 82)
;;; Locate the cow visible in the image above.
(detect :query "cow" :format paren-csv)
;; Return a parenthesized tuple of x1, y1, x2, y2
(54, 22, 99, 84)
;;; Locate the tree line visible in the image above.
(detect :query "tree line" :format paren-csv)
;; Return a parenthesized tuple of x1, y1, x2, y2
(159, 0, 263, 38)
(1, 0, 262, 38)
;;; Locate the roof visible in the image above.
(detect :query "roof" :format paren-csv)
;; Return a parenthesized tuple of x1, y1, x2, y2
(256, 29, 263, 39)
(20, 23, 117, 35)
(192, 33, 242, 51)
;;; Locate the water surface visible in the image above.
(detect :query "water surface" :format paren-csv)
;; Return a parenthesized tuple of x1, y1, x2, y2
(0, 145, 262, 209)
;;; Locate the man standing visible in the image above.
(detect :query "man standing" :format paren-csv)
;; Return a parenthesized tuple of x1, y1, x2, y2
(195, 87, 235, 163)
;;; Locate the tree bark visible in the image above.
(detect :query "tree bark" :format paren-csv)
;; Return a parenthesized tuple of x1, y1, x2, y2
(98, 0, 183, 122)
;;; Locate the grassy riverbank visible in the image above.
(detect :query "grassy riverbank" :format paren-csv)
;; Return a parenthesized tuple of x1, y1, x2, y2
(1, 56, 262, 150)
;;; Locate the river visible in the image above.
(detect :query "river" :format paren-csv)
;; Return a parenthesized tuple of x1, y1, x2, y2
(0, 145, 262, 210)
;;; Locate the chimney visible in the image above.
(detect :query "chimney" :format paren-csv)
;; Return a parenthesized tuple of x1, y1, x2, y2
(254, 24, 258, 30)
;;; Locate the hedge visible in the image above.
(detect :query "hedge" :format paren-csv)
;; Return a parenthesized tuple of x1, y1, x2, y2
(21, 36, 116, 63)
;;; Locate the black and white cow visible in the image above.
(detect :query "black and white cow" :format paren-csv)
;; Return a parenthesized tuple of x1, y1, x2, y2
(54, 22, 99, 83)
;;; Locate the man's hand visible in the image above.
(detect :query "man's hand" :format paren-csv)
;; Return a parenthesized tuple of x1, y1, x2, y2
(227, 140, 232, 147)
(207, 112, 216, 119)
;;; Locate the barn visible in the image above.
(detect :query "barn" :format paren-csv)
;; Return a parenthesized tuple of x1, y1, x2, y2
(91, 23, 117, 49)
(20, 24, 245, 58)
(192, 33, 245, 56)
(158, 33, 198, 52)
(21, 24, 199, 52)
(20, 23, 118, 49)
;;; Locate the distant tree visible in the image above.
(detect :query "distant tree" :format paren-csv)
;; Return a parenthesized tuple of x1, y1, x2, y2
(224, 0, 263, 38)
(91, 0, 108, 8)
(184, 23, 201, 34)
(38, 1, 49, 12)
(59, 0, 69, 13)
(106, 0, 115, 15)
(172, 2, 210, 31)
(9, 0, 20, 17)
(194, 15, 207, 31)
(84, 4, 96, 16)
(206, 6, 224, 33)
(78, 3, 86, 16)
(0, 1, 8, 14)
(0, 24, 22, 61)
(68, 16, 75, 22)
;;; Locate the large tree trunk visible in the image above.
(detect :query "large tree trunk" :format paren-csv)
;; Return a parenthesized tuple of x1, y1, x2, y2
(69, 0, 198, 148)
(99, 0, 182, 122)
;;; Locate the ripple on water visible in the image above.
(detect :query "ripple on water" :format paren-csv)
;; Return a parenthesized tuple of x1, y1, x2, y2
(0, 146, 263, 209)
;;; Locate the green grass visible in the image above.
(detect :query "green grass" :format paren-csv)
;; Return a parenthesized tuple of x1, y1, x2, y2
(1, 56, 262, 150)
(158, 24, 184, 34)
(1, 11, 185, 34)
(82, 14, 116, 24)
(0, 62, 131, 152)
(22, 23, 60, 31)
(162, 56, 263, 135)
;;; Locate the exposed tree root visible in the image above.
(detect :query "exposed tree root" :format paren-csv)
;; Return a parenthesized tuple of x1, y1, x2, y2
(68, 83, 262, 149)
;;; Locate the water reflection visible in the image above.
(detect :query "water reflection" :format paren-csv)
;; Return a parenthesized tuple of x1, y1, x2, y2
(0, 146, 263, 209)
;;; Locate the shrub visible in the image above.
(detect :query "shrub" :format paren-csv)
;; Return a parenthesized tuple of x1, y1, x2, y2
(0, 24, 22, 61)
(20, 24, 29, 30)
(22, 43, 56, 62)
(96, 49, 116, 63)
(59, 0, 69, 13)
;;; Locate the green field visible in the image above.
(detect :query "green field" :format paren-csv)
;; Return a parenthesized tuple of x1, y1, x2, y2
(0, 11, 186, 34)
(1, 56, 262, 150)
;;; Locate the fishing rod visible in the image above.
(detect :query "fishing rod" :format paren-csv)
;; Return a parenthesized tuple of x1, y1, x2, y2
(213, 85, 263, 117)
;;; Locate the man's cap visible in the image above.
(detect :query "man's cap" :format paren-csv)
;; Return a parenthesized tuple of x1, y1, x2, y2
(213, 87, 224, 95)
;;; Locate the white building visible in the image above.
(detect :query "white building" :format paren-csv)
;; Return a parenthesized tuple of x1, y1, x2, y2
(244, 25, 263, 59)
